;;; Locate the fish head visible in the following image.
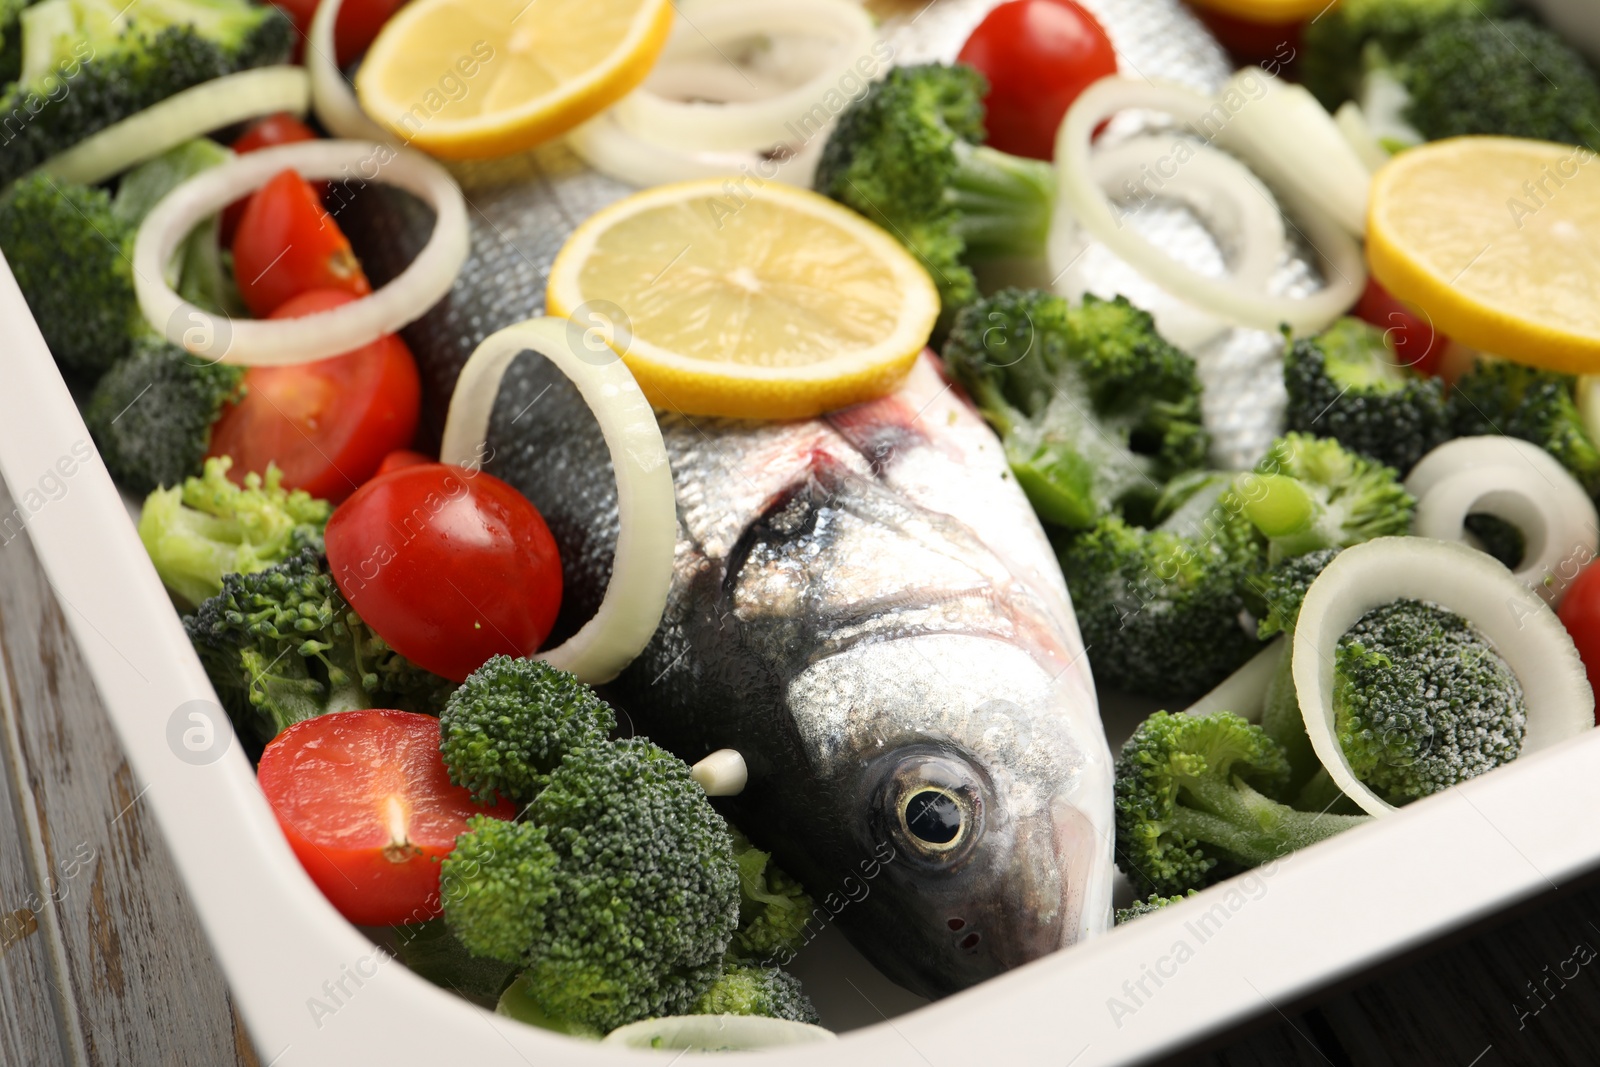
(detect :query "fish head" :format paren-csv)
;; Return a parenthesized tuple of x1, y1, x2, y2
(787, 632, 1115, 999)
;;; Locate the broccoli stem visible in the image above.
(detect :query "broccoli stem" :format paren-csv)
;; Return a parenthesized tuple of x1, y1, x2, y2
(1239, 474, 1321, 556)
(1293, 767, 1362, 815)
(1260, 648, 1321, 797)
(1174, 775, 1368, 867)
(947, 142, 1056, 260)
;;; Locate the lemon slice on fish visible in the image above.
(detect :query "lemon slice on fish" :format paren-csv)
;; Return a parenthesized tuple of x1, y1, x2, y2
(545, 178, 940, 419)
(355, 0, 673, 158)
(1367, 137, 1600, 374)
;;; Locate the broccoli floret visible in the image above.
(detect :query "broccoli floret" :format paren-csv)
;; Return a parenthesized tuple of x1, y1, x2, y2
(692, 962, 819, 1025)
(438, 655, 617, 805)
(1334, 599, 1526, 805)
(944, 290, 1209, 529)
(1252, 547, 1340, 642)
(0, 173, 139, 381)
(1450, 361, 1600, 497)
(1300, 0, 1520, 110)
(83, 336, 245, 494)
(184, 549, 453, 740)
(1114, 890, 1197, 925)
(728, 828, 813, 962)
(0, 0, 292, 185)
(1114, 711, 1369, 897)
(1402, 20, 1600, 148)
(1283, 318, 1450, 475)
(440, 738, 741, 1035)
(1226, 433, 1415, 567)
(815, 64, 1055, 332)
(1058, 513, 1262, 699)
(137, 456, 329, 609)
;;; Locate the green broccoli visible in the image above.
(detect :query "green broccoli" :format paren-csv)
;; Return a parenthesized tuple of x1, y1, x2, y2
(83, 336, 245, 494)
(137, 456, 328, 609)
(692, 962, 818, 1025)
(1449, 360, 1600, 498)
(1058, 513, 1262, 699)
(1402, 19, 1600, 148)
(943, 290, 1209, 529)
(1226, 433, 1415, 567)
(112, 136, 243, 315)
(1283, 318, 1450, 475)
(184, 549, 454, 741)
(1249, 548, 1341, 797)
(1114, 890, 1197, 925)
(815, 64, 1056, 332)
(0, 0, 292, 185)
(0, 172, 139, 381)
(1252, 546, 1340, 642)
(1331, 599, 1526, 805)
(438, 655, 617, 805)
(1114, 711, 1369, 897)
(728, 828, 813, 963)
(440, 738, 741, 1035)
(1300, 0, 1521, 111)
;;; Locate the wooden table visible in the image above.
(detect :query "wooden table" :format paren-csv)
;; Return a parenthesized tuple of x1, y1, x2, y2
(3, 474, 1598, 1067)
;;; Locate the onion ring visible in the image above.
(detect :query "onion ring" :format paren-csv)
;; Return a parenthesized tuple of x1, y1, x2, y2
(1056, 75, 1366, 337)
(1293, 537, 1593, 817)
(307, 0, 397, 143)
(439, 317, 675, 684)
(568, 107, 826, 187)
(132, 140, 468, 365)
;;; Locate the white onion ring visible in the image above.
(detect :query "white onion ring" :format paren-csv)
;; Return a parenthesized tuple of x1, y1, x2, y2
(1211, 70, 1370, 238)
(1293, 537, 1594, 817)
(1406, 436, 1599, 606)
(36, 67, 309, 185)
(611, 0, 876, 153)
(133, 140, 468, 365)
(1332, 101, 1390, 174)
(1056, 76, 1366, 337)
(438, 317, 675, 684)
(308, 0, 396, 143)
(1048, 132, 1287, 351)
(567, 107, 826, 187)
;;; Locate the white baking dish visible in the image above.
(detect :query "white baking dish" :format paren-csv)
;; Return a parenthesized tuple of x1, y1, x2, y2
(6, 249, 1600, 1065)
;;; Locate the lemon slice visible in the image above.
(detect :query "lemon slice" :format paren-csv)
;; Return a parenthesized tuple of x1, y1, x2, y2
(1368, 137, 1600, 374)
(355, 0, 673, 159)
(545, 179, 940, 419)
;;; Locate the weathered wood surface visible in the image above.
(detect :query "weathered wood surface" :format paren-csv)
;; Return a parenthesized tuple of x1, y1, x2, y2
(4, 464, 1600, 1067)
(0, 477, 258, 1067)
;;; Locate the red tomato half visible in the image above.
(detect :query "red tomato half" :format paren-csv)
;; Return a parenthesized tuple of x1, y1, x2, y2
(269, 0, 407, 66)
(258, 710, 516, 926)
(1354, 276, 1444, 378)
(207, 289, 421, 502)
(324, 464, 563, 682)
(223, 113, 323, 245)
(232, 169, 371, 317)
(957, 0, 1118, 161)
(1558, 564, 1600, 725)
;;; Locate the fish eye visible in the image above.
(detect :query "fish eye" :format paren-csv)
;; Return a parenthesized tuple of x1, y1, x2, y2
(901, 788, 963, 847)
(874, 753, 985, 865)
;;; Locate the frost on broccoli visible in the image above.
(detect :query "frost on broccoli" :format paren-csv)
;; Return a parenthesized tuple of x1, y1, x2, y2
(1114, 890, 1197, 925)
(138, 456, 329, 609)
(1114, 711, 1369, 897)
(440, 739, 741, 1035)
(438, 655, 617, 805)
(1333, 599, 1526, 805)
(943, 289, 1209, 529)
(1283, 318, 1450, 475)
(184, 549, 453, 740)
(815, 64, 1056, 332)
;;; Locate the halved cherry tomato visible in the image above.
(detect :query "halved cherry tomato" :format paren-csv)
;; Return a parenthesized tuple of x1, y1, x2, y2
(222, 114, 322, 245)
(268, 0, 408, 66)
(232, 169, 371, 317)
(957, 0, 1118, 161)
(207, 289, 421, 502)
(375, 449, 434, 477)
(324, 463, 563, 683)
(258, 710, 516, 926)
(1355, 276, 1444, 378)
(1558, 563, 1600, 725)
